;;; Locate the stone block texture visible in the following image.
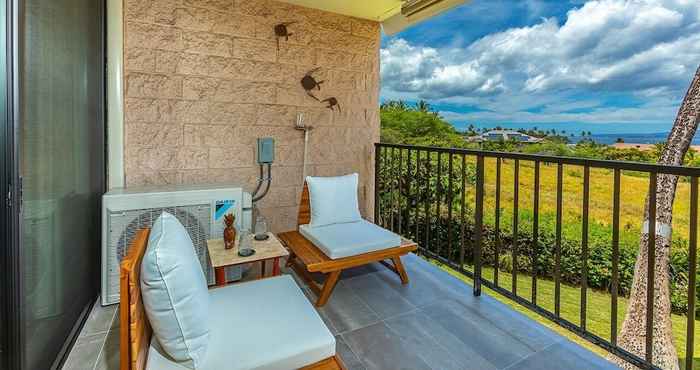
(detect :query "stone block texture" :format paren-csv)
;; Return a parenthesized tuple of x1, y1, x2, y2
(122, 0, 380, 232)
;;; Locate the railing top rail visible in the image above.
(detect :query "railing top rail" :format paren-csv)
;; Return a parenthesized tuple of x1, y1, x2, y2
(375, 142, 700, 177)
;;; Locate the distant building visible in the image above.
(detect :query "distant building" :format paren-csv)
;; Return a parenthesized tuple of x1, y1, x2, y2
(467, 130, 543, 143)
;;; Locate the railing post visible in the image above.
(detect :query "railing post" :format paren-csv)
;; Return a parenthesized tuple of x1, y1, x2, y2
(474, 154, 484, 296)
(374, 144, 380, 224)
(686, 176, 698, 370)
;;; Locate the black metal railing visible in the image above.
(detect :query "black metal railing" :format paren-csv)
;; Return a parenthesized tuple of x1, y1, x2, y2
(374, 142, 700, 370)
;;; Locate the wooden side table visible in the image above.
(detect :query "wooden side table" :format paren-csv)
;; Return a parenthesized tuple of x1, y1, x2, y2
(207, 232, 289, 286)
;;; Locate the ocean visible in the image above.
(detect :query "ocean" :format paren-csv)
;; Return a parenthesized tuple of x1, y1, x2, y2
(574, 132, 678, 145)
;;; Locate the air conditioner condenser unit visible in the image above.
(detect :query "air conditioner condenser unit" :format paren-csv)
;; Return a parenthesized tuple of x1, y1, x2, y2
(101, 184, 252, 306)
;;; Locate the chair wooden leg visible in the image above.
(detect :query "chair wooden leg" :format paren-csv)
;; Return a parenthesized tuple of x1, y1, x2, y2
(391, 256, 409, 284)
(316, 271, 341, 307)
(286, 252, 297, 267)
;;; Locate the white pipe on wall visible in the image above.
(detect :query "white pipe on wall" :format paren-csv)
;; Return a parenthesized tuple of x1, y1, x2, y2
(106, 0, 125, 189)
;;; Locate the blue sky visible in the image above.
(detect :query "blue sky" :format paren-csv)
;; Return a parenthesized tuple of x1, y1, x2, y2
(379, 0, 700, 135)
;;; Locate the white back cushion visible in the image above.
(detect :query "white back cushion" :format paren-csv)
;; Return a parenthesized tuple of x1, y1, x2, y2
(141, 212, 209, 369)
(306, 173, 362, 227)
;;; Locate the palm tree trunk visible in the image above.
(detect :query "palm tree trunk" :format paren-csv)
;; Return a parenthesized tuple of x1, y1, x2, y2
(612, 65, 700, 369)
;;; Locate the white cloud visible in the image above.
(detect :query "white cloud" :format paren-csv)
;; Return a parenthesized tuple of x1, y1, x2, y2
(380, 0, 700, 125)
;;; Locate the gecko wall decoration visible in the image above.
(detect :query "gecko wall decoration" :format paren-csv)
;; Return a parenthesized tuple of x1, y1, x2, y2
(274, 22, 296, 50)
(300, 67, 324, 101)
(322, 97, 341, 112)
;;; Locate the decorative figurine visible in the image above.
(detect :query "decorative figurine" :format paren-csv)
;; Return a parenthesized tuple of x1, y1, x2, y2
(301, 67, 324, 101)
(223, 214, 236, 250)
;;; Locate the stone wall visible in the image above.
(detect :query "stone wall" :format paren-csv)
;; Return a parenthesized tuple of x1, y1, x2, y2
(122, 0, 380, 232)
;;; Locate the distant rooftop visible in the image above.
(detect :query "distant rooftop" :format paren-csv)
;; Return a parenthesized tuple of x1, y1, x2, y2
(468, 130, 544, 143)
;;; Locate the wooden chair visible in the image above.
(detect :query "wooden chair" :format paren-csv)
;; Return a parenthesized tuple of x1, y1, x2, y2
(278, 183, 418, 307)
(119, 228, 345, 370)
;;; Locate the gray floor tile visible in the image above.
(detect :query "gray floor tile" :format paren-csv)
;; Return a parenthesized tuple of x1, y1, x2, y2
(62, 332, 105, 370)
(315, 282, 380, 334)
(386, 310, 496, 370)
(95, 328, 119, 370)
(421, 299, 535, 369)
(336, 335, 366, 370)
(343, 274, 416, 319)
(342, 322, 433, 370)
(111, 306, 120, 330)
(373, 259, 457, 307)
(448, 293, 562, 352)
(506, 340, 620, 370)
(385, 311, 490, 370)
(79, 301, 117, 338)
(339, 263, 383, 280)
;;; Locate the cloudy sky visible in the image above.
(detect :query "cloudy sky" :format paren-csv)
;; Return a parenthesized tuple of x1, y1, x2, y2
(380, 0, 700, 134)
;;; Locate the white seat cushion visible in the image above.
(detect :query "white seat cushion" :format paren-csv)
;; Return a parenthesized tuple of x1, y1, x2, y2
(146, 275, 335, 370)
(141, 212, 209, 368)
(306, 174, 362, 227)
(299, 220, 402, 259)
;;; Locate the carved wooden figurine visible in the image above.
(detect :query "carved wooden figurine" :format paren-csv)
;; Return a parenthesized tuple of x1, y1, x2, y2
(223, 214, 236, 250)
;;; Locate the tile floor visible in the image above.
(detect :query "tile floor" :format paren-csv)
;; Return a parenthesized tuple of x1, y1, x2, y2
(62, 253, 620, 370)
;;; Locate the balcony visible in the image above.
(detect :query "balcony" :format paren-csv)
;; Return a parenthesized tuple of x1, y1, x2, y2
(67, 252, 617, 370)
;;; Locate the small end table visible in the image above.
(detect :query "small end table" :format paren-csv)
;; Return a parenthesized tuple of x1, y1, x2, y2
(207, 232, 289, 286)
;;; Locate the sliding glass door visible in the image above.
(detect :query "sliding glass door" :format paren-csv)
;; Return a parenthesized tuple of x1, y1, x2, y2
(0, 0, 11, 368)
(1, 0, 104, 368)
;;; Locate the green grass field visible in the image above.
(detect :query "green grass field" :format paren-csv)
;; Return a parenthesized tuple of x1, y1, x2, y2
(478, 158, 694, 241)
(428, 259, 699, 369)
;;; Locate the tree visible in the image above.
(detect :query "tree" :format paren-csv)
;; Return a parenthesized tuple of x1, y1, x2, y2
(381, 100, 409, 112)
(612, 65, 700, 369)
(415, 99, 432, 113)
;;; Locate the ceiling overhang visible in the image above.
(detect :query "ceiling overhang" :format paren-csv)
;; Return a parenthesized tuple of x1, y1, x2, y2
(277, 0, 468, 35)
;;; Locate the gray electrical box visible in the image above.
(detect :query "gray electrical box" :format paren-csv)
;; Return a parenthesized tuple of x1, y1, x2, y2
(257, 137, 275, 164)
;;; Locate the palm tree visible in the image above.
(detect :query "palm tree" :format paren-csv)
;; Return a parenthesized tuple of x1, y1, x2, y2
(415, 99, 432, 113)
(380, 100, 409, 111)
(612, 64, 700, 370)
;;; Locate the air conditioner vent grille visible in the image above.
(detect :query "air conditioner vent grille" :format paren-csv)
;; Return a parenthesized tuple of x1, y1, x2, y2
(105, 204, 233, 305)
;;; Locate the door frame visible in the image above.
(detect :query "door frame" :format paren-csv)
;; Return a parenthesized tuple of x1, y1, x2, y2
(2, 0, 21, 369)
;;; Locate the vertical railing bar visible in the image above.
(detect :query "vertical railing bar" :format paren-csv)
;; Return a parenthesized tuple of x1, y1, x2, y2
(374, 145, 381, 225)
(581, 165, 590, 330)
(415, 150, 421, 244)
(513, 159, 519, 295)
(460, 154, 467, 272)
(390, 147, 396, 231)
(474, 155, 484, 296)
(448, 153, 454, 263)
(686, 176, 698, 370)
(645, 172, 657, 364)
(611, 168, 621, 346)
(436, 152, 443, 257)
(532, 161, 540, 305)
(495, 157, 501, 286)
(555, 163, 563, 318)
(398, 148, 404, 235)
(425, 151, 431, 253)
(406, 148, 413, 236)
(396, 149, 408, 235)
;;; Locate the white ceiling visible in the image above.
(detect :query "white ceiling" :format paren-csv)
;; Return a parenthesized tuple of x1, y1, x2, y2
(277, 0, 469, 35)
(277, 0, 404, 21)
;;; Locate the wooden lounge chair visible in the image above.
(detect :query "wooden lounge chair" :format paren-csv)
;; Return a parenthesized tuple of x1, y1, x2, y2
(120, 228, 345, 370)
(278, 183, 418, 307)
